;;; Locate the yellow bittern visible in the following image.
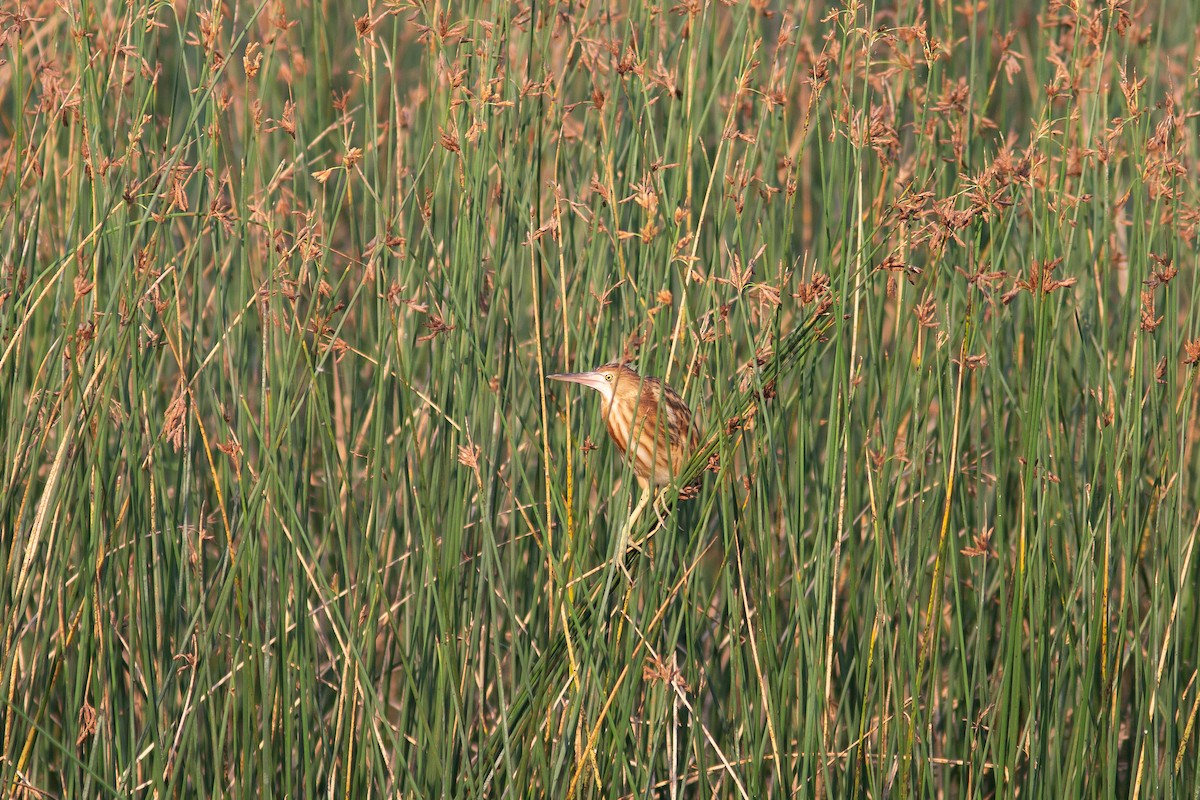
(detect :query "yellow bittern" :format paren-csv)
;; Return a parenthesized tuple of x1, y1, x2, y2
(548, 362, 699, 554)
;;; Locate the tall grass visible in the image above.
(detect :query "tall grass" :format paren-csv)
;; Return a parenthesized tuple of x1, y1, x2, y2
(2, 0, 1199, 796)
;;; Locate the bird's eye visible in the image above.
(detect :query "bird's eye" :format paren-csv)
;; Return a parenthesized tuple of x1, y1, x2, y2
(605, 374, 612, 382)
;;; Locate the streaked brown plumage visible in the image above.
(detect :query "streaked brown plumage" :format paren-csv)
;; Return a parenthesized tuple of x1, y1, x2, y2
(548, 362, 699, 489)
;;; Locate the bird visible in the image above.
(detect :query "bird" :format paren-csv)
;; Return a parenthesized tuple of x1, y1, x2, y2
(548, 362, 698, 488)
(547, 362, 699, 559)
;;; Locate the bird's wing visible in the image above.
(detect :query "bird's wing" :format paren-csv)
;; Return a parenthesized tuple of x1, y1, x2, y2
(660, 385, 696, 451)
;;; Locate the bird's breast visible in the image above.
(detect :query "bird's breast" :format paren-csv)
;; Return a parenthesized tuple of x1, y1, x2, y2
(599, 385, 694, 488)
(601, 398, 632, 455)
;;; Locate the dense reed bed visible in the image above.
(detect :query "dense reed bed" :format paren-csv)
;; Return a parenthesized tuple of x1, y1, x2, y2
(2, 0, 1199, 795)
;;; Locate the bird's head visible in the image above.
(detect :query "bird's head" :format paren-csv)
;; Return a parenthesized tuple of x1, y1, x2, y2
(547, 362, 642, 404)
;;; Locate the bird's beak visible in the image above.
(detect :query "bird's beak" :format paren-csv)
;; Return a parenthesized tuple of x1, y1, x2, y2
(547, 370, 608, 393)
